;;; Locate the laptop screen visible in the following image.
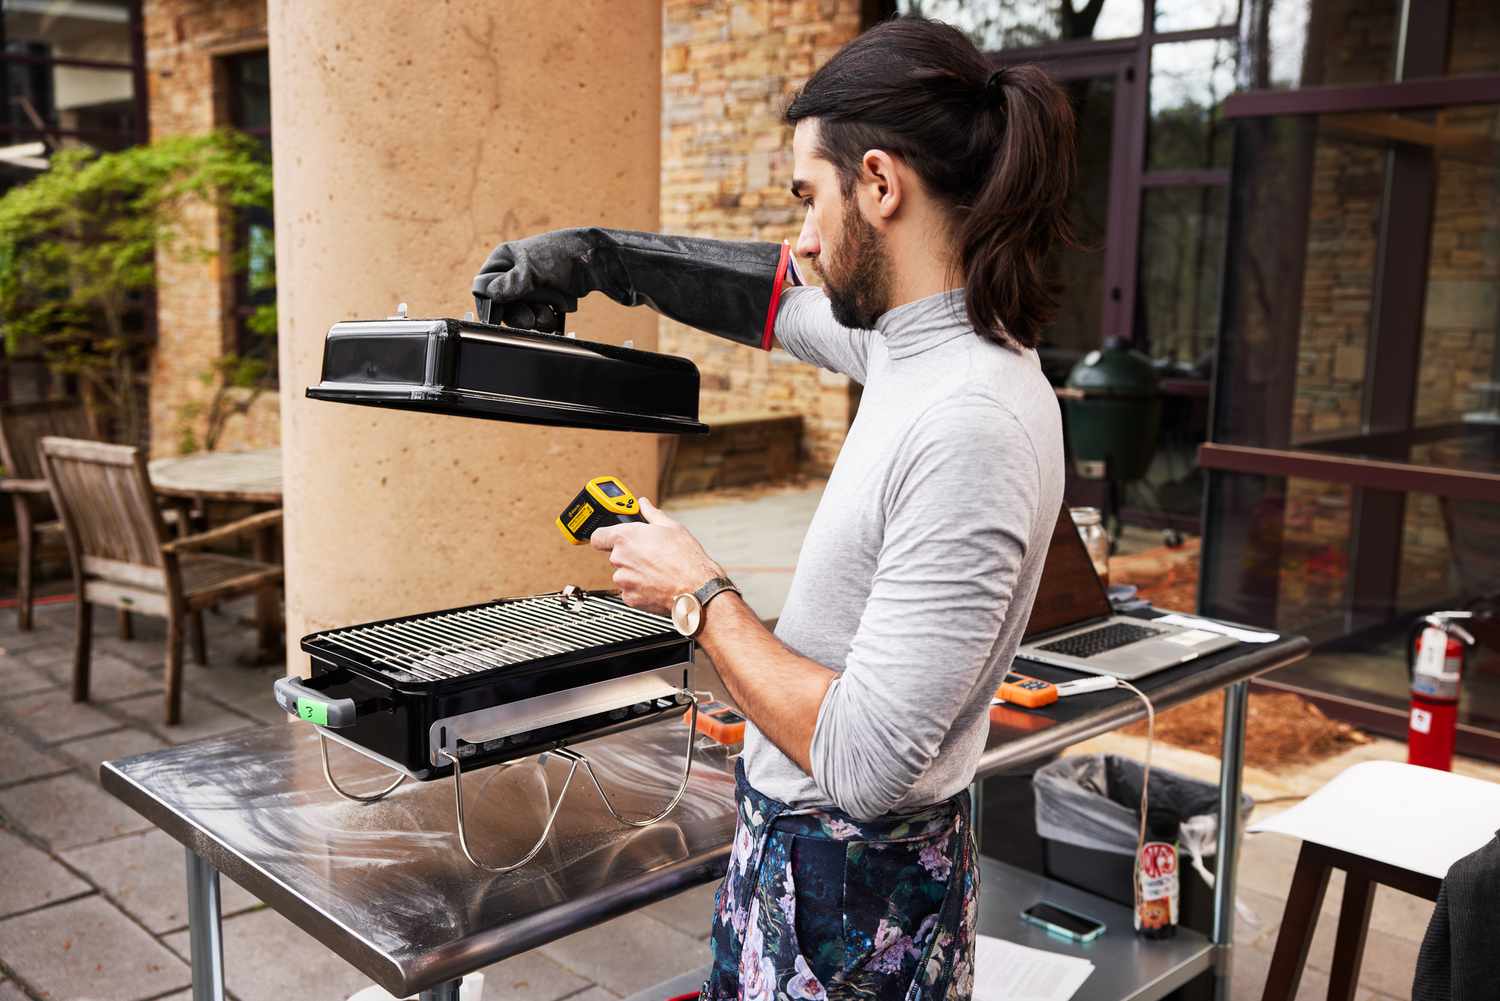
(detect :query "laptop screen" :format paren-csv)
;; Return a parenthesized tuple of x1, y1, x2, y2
(1022, 502, 1114, 640)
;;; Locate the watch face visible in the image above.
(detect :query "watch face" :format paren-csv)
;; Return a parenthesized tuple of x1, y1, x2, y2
(672, 593, 702, 637)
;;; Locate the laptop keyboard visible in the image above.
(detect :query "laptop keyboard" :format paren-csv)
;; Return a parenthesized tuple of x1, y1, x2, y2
(1037, 622, 1161, 659)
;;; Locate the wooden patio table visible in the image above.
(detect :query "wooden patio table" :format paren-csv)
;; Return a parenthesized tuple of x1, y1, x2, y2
(147, 448, 283, 661)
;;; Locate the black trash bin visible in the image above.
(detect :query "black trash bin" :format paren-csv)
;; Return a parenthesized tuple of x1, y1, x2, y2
(1032, 754, 1252, 998)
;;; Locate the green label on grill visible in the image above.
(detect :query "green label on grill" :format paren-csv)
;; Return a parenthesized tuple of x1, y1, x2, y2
(296, 698, 328, 726)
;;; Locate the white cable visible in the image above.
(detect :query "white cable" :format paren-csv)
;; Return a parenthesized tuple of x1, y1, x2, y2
(993, 669, 1158, 917)
(1115, 678, 1156, 920)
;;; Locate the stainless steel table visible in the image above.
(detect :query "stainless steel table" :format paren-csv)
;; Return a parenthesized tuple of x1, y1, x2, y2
(101, 623, 1308, 1001)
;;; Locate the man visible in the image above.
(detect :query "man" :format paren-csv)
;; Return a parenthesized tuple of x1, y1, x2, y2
(473, 16, 1074, 999)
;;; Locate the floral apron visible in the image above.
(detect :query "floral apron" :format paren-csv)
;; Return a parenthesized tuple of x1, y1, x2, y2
(700, 760, 979, 1001)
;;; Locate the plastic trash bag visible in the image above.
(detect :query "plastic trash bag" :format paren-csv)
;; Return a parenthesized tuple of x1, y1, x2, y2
(1034, 753, 1253, 881)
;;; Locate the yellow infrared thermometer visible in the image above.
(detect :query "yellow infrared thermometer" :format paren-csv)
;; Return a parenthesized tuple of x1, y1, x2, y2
(557, 475, 644, 544)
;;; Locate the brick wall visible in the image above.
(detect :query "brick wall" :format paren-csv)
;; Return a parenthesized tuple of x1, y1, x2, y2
(660, 0, 863, 474)
(143, 0, 277, 457)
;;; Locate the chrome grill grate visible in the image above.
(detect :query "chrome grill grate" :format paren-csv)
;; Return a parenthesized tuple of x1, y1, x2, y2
(312, 592, 676, 682)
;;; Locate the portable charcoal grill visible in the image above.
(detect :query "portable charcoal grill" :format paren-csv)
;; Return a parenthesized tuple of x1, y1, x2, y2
(276, 588, 701, 871)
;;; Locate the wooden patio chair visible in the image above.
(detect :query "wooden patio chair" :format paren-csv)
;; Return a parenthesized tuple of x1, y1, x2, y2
(0, 400, 95, 630)
(39, 436, 284, 725)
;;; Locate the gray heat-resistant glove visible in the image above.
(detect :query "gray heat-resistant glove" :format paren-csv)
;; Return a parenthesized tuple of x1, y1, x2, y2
(471, 228, 795, 348)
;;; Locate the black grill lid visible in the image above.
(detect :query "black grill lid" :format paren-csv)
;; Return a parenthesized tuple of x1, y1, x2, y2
(306, 312, 708, 435)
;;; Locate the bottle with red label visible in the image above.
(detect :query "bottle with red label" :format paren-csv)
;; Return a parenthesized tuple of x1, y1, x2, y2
(1135, 809, 1179, 938)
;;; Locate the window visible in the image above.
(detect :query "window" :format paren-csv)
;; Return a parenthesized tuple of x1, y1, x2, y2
(0, 0, 143, 155)
(1148, 38, 1235, 170)
(221, 49, 275, 382)
(1242, 0, 1401, 92)
(1152, 0, 1235, 33)
(894, 0, 1142, 50)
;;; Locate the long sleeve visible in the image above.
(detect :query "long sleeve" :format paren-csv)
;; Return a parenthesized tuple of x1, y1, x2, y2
(807, 393, 1042, 819)
(772, 285, 875, 383)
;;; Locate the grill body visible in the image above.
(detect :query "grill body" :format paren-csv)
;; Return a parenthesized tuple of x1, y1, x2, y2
(295, 592, 693, 779)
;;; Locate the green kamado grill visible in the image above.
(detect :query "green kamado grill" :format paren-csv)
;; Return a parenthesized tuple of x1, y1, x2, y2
(1063, 339, 1164, 538)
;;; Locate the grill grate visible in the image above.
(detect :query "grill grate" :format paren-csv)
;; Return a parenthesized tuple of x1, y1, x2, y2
(314, 593, 676, 681)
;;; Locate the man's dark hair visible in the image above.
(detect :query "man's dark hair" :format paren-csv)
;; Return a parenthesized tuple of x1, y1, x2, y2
(785, 16, 1079, 350)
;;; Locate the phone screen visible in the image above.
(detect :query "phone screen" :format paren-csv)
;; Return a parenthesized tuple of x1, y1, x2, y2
(1021, 902, 1105, 939)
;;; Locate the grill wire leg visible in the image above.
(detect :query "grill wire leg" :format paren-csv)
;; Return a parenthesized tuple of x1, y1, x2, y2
(441, 695, 700, 870)
(556, 696, 699, 827)
(444, 746, 584, 872)
(319, 734, 408, 803)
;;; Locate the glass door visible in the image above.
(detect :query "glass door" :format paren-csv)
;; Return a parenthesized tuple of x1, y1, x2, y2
(992, 49, 1144, 378)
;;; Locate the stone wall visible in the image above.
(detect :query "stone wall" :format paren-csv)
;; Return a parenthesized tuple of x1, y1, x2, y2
(142, 0, 277, 457)
(660, 0, 864, 474)
(1288, 140, 1382, 440)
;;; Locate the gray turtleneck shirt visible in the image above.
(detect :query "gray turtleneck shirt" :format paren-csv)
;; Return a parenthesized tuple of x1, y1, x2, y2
(740, 285, 1065, 820)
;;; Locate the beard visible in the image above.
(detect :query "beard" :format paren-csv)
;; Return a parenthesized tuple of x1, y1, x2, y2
(814, 196, 893, 329)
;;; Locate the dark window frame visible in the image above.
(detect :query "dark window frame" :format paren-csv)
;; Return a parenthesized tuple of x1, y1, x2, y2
(1224, 74, 1500, 119)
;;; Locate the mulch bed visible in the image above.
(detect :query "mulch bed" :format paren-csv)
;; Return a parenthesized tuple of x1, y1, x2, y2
(1110, 538, 1370, 771)
(1118, 689, 1370, 770)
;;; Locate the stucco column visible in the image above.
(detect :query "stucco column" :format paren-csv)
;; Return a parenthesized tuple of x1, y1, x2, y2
(268, 2, 663, 668)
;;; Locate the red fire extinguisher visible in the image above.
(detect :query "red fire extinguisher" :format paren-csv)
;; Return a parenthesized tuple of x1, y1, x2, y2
(1407, 612, 1476, 771)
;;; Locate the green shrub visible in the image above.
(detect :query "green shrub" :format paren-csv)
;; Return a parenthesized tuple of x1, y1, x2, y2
(0, 130, 273, 444)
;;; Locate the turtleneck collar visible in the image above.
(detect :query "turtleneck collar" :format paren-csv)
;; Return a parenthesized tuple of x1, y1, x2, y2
(874, 288, 972, 359)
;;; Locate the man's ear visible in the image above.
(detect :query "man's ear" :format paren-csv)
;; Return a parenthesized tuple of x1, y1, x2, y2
(859, 149, 902, 222)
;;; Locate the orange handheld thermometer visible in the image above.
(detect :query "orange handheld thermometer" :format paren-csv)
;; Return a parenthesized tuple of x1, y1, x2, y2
(996, 673, 1060, 709)
(557, 475, 644, 544)
(686, 699, 747, 745)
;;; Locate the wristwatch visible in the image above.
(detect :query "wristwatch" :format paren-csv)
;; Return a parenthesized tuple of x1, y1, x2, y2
(670, 576, 740, 637)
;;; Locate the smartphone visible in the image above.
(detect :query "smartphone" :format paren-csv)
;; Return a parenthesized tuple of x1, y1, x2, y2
(1020, 901, 1106, 943)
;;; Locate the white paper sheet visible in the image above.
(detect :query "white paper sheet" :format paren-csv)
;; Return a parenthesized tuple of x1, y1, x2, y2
(973, 934, 1095, 1001)
(1153, 613, 1279, 644)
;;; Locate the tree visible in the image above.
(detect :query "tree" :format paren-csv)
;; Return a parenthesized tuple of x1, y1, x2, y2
(0, 130, 273, 445)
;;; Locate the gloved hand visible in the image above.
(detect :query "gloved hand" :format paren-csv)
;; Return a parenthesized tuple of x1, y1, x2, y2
(471, 228, 794, 348)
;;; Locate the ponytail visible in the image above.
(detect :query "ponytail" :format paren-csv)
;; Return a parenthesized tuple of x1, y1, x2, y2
(960, 64, 1079, 349)
(785, 18, 1079, 349)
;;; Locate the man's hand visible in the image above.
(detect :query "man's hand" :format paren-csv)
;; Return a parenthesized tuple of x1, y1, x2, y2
(590, 498, 723, 613)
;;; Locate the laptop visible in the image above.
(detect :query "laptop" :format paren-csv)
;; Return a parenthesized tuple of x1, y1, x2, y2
(1015, 504, 1237, 679)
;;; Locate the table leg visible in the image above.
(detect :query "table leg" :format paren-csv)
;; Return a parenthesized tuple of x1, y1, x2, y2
(1261, 844, 1333, 1001)
(419, 980, 463, 1001)
(1327, 867, 1375, 1001)
(252, 523, 281, 663)
(185, 847, 226, 1001)
(1212, 680, 1249, 1001)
